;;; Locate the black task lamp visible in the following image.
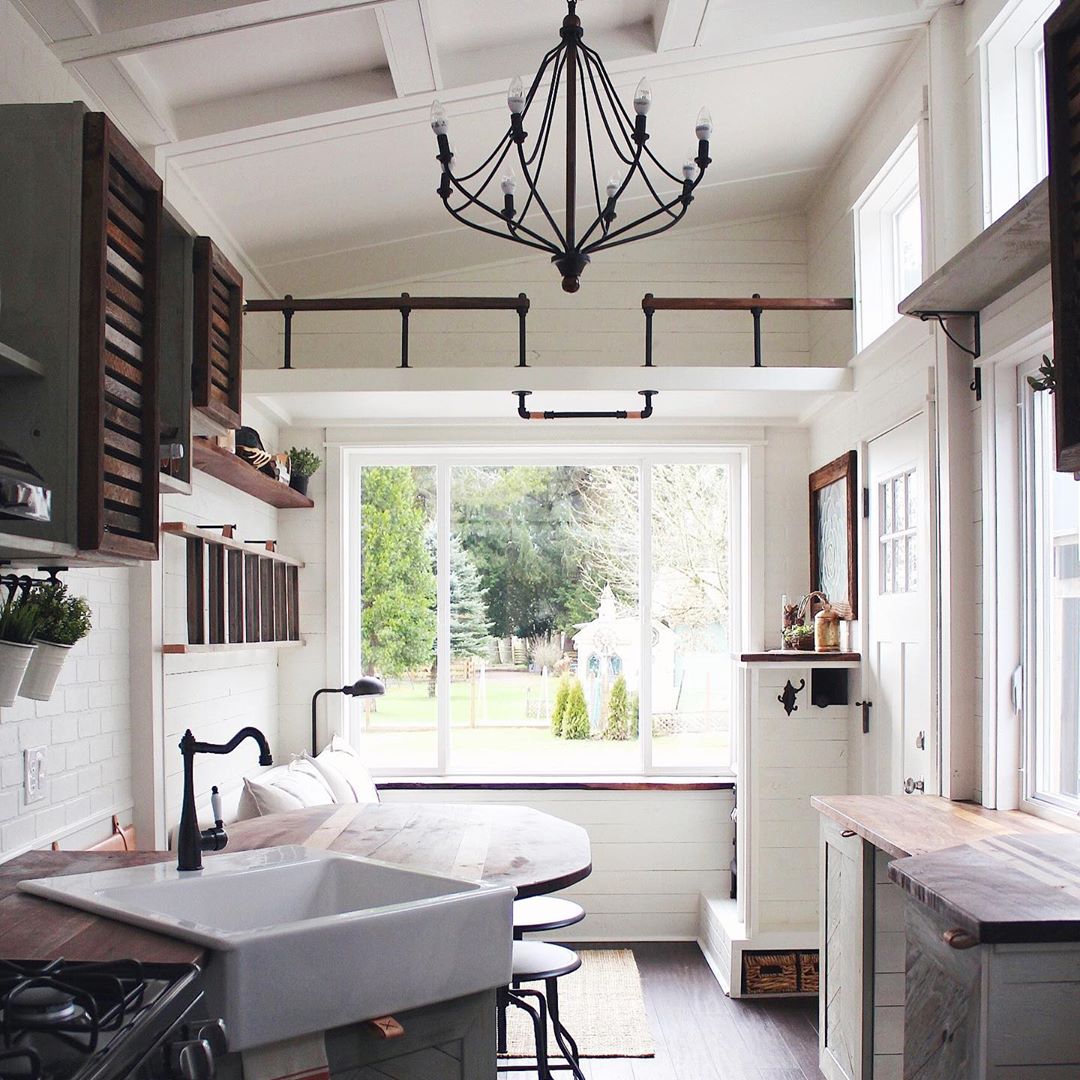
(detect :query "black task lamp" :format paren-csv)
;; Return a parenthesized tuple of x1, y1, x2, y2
(311, 677, 385, 754)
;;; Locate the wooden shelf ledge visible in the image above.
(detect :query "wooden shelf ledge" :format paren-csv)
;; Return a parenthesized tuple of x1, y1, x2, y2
(163, 640, 304, 655)
(192, 437, 314, 508)
(0, 340, 45, 378)
(161, 522, 304, 567)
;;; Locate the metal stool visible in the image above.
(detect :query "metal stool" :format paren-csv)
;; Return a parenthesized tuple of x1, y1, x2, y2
(512, 896, 586, 939)
(498, 941, 585, 1080)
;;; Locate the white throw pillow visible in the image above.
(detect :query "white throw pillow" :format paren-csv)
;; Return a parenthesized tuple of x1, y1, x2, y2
(236, 759, 336, 819)
(314, 735, 379, 804)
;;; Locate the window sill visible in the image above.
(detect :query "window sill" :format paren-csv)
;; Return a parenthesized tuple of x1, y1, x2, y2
(375, 775, 734, 792)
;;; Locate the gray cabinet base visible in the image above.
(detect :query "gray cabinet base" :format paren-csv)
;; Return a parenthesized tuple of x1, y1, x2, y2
(220, 990, 497, 1080)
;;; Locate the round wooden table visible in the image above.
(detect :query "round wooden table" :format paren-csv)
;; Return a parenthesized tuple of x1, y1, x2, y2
(226, 802, 592, 898)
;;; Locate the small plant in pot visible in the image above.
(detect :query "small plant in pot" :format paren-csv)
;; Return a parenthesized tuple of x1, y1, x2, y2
(782, 623, 816, 652)
(287, 446, 321, 497)
(19, 584, 92, 702)
(0, 592, 40, 708)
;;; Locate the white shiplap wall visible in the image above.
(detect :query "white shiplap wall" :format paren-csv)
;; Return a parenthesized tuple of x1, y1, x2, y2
(379, 786, 733, 941)
(246, 214, 817, 372)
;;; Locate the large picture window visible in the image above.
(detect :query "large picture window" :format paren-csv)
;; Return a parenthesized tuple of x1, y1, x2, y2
(1021, 373, 1080, 809)
(342, 451, 741, 776)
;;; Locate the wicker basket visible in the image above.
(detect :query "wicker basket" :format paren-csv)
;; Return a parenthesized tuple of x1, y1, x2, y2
(797, 950, 820, 993)
(742, 952, 798, 995)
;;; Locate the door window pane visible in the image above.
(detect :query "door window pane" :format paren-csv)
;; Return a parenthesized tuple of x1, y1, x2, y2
(649, 464, 732, 770)
(354, 465, 437, 769)
(878, 468, 918, 595)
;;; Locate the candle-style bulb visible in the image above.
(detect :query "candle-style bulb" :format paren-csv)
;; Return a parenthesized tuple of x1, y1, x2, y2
(682, 149, 697, 181)
(606, 174, 620, 200)
(508, 76, 526, 115)
(430, 98, 448, 135)
(633, 77, 653, 116)
(501, 169, 517, 196)
(695, 106, 713, 141)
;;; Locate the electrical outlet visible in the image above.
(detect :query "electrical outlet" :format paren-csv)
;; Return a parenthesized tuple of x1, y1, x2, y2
(24, 746, 46, 804)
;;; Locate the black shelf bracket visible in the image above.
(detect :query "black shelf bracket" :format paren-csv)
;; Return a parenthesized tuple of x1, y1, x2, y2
(912, 310, 982, 401)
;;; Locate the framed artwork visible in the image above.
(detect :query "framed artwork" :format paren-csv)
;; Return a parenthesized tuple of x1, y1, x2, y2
(809, 451, 858, 619)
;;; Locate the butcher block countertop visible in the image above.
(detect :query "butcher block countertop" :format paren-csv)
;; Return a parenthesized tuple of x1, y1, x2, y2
(0, 849, 204, 964)
(889, 833, 1080, 944)
(811, 794, 1068, 860)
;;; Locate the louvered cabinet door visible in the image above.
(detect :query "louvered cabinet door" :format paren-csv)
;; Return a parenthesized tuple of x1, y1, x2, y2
(193, 237, 244, 429)
(77, 113, 163, 559)
(1046, 0, 1080, 473)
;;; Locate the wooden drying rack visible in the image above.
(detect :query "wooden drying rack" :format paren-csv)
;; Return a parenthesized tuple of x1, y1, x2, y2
(161, 522, 303, 653)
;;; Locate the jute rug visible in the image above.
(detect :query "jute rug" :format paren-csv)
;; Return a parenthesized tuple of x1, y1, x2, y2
(500, 948, 655, 1059)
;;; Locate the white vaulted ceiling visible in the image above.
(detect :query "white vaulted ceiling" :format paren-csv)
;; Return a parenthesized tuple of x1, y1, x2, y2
(12, 0, 952, 295)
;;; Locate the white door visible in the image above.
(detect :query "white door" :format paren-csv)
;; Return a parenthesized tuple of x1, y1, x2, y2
(866, 414, 934, 795)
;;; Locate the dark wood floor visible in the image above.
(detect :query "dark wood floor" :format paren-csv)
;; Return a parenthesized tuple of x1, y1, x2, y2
(510, 943, 823, 1080)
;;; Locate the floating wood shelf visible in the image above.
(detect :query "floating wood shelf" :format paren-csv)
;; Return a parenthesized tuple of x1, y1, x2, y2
(162, 522, 303, 650)
(191, 437, 314, 508)
(163, 640, 304, 655)
(899, 179, 1049, 316)
(0, 341, 45, 378)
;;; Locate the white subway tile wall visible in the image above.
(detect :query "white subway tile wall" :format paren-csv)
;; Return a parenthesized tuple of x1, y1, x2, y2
(0, 568, 133, 854)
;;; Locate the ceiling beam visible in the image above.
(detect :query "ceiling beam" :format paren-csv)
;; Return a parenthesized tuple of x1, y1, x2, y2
(376, 0, 441, 97)
(654, 0, 711, 52)
(50, 0, 390, 64)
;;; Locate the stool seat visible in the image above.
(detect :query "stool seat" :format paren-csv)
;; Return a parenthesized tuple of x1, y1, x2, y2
(513, 896, 586, 934)
(512, 941, 582, 982)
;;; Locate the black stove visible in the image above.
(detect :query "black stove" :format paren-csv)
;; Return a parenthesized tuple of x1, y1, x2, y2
(0, 960, 220, 1080)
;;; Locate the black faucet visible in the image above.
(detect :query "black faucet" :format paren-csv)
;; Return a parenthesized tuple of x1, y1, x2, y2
(177, 727, 272, 872)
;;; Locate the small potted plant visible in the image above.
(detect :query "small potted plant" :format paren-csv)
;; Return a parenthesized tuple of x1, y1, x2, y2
(0, 592, 39, 707)
(19, 583, 92, 702)
(287, 446, 322, 497)
(782, 624, 816, 652)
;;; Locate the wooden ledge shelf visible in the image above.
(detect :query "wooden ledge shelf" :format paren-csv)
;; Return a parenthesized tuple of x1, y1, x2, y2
(0, 341, 45, 378)
(738, 651, 861, 663)
(163, 640, 304, 655)
(161, 522, 303, 567)
(192, 437, 314, 508)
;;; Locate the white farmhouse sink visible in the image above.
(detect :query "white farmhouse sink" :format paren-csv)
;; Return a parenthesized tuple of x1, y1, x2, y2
(21, 845, 515, 1050)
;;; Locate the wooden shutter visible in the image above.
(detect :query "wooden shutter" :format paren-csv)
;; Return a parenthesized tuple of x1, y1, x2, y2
(78, 112, 162, 559)
(193, 237, 244, 429)
(1046, 0, 1080, 473)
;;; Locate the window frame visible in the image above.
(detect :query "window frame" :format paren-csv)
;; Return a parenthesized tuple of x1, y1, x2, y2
(1019, 357, 1080, 814)
(854, 126, 923, 352)
(980, 0, 1058, 225)
(339, 445, 745, 779)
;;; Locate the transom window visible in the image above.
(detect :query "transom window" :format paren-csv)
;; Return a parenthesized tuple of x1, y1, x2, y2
(878, 469, 918, 595)
(854, 128, 923, 350)
(342, 451, 742, 777)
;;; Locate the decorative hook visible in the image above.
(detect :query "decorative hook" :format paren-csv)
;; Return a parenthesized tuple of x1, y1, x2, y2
(778, 678, 806, 716)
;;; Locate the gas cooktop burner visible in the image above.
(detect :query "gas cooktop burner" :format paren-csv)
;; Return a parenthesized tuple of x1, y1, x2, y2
(5, 989, 80, 1027)
(0, 959, 213, 1080)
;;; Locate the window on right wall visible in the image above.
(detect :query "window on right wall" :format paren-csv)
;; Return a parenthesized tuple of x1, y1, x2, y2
(981, 0, 1058, 224)
(854, 127, 923, 351)
(1021, 368, 1080, 812)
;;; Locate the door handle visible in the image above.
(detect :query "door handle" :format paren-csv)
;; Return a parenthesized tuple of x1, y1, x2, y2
(904, 777, 925, 794)
(855, 700, 872, 734)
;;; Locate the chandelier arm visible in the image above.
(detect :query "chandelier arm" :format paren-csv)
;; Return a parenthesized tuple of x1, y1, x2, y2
(576, 50, 606, 226)
(583, 196, 692, 254)
(523, 48, 566, 169)
(513, 86, 569, 248)
(452, 130, 514, 185)
(442, 195, 560, 255)
(628, 156, 685, 219)
(575, 141, 645, 249)
(637, 139, 697, 186)
(521, 43, 564, 122)
(579, 51, 637, 165)
(578, 42, 637, 131)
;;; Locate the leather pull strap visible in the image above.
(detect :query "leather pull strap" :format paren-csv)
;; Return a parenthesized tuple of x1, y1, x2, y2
(366, 1016, 405, 1040)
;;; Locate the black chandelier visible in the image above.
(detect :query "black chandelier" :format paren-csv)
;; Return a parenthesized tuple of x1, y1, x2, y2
(429, 0, 713, 293)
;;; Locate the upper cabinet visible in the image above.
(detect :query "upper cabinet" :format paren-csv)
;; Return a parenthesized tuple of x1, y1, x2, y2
(78, 112, 163, 559)
(1046, 0, 1080, 473)
(192, 237, 244, 431)
(0, 103, 163, 562)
